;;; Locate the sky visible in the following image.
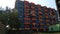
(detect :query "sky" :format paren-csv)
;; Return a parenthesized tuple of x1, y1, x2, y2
(0, 0, 57, 10)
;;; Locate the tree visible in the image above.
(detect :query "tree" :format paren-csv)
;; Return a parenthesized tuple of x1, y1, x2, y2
(0, 13, 8, 26)
(0, 10, 21, 29)
(8, 12, 21, 29)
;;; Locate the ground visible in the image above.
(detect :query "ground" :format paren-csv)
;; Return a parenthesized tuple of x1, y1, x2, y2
(33, 32, 60, 34)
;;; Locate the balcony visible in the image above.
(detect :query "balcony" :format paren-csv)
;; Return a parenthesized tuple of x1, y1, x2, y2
(39, 23, 44, 26)
(24, 6, 30, 9)
(32, 20, 36, 23)
(39, 18, 43, 20)
(24, 1, 29, 5)
(37, 4, 41, 7)
(24, 12, 29, 13)
(45, 13, 49, 15)
(30, 3, 35, 6)
(50, 11, 53, 13)
(39, 19, 43, 22)
(31, 6, 35, 9)
(46, 23, 50, 26)
(24, 28, 30, 30)
(45, 20, 50, 22)
(31, 10, 35, 12)
(50, 13, 53, 16)
(32, 18, 36, 20)
(24, 13, 30, 16)
(24, 14, 30, 16)
(24, 16, 29, 18)
(31, 14, 36, 16)
(45, 10, 48, 12)
(44, 6, 47, 8)
(32, 27, 37, 30)
(39, 12, 42, 15)
(39, 28, 44, 31)
(32, 23, 36, 26)
(25, 5, 29, 7)
(24, 22, 30, 25)
(45, 16, 49, 18)
(38, 8, 41, 10)
(52, 15, 56, 18)
(24, 18, 31, 20)
(39, 16, 42, 18)
(24, 1, 29, 3)
(24, 11, 30, 13)
(24, 8, 30, 10)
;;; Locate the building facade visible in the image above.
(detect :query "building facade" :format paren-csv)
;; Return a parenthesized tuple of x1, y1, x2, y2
(15, 0, 58, 31)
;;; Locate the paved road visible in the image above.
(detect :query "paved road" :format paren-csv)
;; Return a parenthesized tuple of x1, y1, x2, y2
(7, 30, 33, 34)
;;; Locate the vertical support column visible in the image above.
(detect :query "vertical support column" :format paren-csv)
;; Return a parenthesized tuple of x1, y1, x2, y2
(35, 5, 39, 31)
(45, 7, 49, 31)
(16, 1, 24, 28)
(30, 3, 37, 31)
(24, 1, 31, 30)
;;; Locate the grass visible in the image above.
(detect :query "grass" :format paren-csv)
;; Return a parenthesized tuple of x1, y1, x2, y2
(32, 31, 60, 34)
(33, 32, 60, 34)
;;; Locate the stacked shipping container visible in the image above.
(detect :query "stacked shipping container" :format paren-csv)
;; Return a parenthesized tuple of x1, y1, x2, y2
(15, 0, 58, 31)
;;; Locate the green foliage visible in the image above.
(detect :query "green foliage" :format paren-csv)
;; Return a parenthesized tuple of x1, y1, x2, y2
(0, 11, 21, 29)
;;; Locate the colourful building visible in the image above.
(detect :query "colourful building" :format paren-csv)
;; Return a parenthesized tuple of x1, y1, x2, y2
(15, 0, 58, 31)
